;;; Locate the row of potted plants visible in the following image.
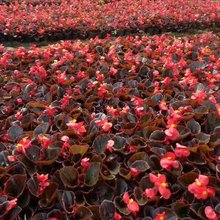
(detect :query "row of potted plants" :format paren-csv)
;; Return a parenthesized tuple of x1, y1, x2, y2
(0, 32, 219, 219)
(0, 0, 220, 41)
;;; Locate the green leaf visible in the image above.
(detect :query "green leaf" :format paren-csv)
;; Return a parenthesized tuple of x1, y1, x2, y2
(59, 166, 78, 188)
(69, 144, 89, 156)
(85, 162, 101, 186)
(130, 160, 150, 172)
(38, 182, 58, 208)
(8, 125, 23, 141)
(178, 172, 198, 188)
(4, 174, 27, 198)
(100, 200, 115, 220)
(34, 123, 50, 138)
(92, 134, 110, 154)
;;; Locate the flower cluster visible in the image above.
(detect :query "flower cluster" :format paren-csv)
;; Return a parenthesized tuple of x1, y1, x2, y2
(36, 173, 50, 194)
(66, 119, 87, 135)
(145, 173, 171, 200)
(188, 175, 215, 200)
(16, 137, 31, 154)
(123, 192, 139, 216)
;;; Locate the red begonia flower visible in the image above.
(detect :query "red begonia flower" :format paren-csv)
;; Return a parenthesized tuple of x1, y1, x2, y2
(67, 119, 87, 135)
(123, 192, 140, 213)
(174, 143, 190, 158)
(191, 89, 207, 104)
(17, 137, 32, 154)
(160, 152, 179, 171)
(188, 175, 215, 200)
(6, 198, 17, 213)
(154, 211, 167, 220)
(81, 157, 91, 169)
(165, 127, 180, 140)
(148, 173, 171, 199)
(95, 118, 112, 132)
(204, 206, 218, 220)
(144, 188, 157, 199)
(38, 134, 52, 149)
(37, 173, 50, 193)
(114, 212, 122, 220)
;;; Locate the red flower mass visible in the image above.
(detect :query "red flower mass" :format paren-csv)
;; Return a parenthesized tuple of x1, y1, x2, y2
(0, 0, 219, 40)
(0, 25, 219, 219)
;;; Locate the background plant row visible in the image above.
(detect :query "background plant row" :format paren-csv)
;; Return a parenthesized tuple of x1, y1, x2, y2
(0, 0, 220, 41)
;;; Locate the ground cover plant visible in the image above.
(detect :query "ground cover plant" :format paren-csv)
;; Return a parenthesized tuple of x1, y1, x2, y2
(0, 32, 220, 219)
(0, 0, 220, 41)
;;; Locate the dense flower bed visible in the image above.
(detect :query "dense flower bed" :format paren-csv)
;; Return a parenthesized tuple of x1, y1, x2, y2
(0, 32, 220, 219)
(0, 0, 220, 41)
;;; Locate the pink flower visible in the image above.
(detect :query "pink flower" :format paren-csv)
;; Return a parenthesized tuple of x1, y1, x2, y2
(6, 198, 17, 213)
(61, 95, 71, 109)
(191, 89, 207, 104)
(154, 211, 167, 220)
(130, 167, 141, 177)
(15, 111, 23, 120)
(17, 137, 32, 154)
(61, 135, 70, 142)
(135, 106, 146, 116)
(160, 152, 179, 171)
(98, 83, 108, 98)
(16, 98, 23, 105)
(7, 155, 17, 162)
(159, 100, 168, 111)
(77, 70, 87, 79)
(114, 212, 122, 220)
(43, 106, 58, 117)
(67, 119, 87, 135)
(95, 118, 112, 132)
(37, 173, 50, 193)
(204, 206, 218, 220)
(81, 157, 90, 169)
(188, 175, 215, 200)
(161, 77, 171, 87)
(86, 54, 94, 64)
(120, 105, 130, 115)
(110, 67, 118, 75)
(106, 106, 120, 117)
(174, 143, 190, 158)
(60, 135, 70, 157)
(96, 72, 104, 82)
(123, 192, 140, 214)
(131, 96, 144, 106)
(38, 134, 51, 149)
(106, 140, 114, 152)
(144, 188, 157, 199)
(165, 127, 180, 141)
(29, 65, 47, 79)
(57, 72, 67, 85)
(147, 173, 171, 199)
